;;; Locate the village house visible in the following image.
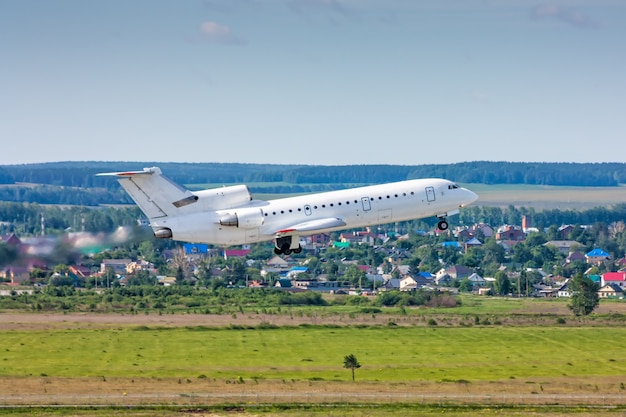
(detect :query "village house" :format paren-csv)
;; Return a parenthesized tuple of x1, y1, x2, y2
(532, 283, 559, 297)
(455, 223, 494, 241)
(495, 225, 525, 241)
(223, 248, 251, 260)
(100, 259, 131, 275)
(467, 272, 486, 289)
(399, 275, 419, 291)
(544, 240, 582, 254)
(308, 233, 331, 246)
(557, 225, 576, 240)
(598, 283, 623, 298)
(262, 255, 292, 279)
(602, 271, 626, 288)
(274, 278, 295, 289)
(380, 278, 401, 291)
(530, 278, 571, 298)
(126, 259, 157, 275)
(586, 248, 610, 265)
(339, 228, 376, 245)
(565, 251, 586, 264)
(557, 280, 571, 298)
(0, 266, 30, 285)
(0, 233, 21, 246)
(442, 265, 473, 280)
(157, 276, 177, 286)
(287, 266, 309, 278)
(292, 279, 341, 292)
(385, 248, 411, 266)
(464, 237, 483, 252)
(390, 265, 411, 278)
(398, 273, 433, 291)
(69, 265, 92, 279)
(183, 243, 209, 259)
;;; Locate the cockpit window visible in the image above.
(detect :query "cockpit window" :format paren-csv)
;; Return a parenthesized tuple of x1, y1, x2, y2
(448, 183, 460, 190)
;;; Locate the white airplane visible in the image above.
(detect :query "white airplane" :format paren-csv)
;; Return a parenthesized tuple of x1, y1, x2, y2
(98, 167, 478, 255)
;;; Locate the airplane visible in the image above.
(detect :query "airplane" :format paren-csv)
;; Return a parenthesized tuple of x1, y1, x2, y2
(97, 167, 478, 255)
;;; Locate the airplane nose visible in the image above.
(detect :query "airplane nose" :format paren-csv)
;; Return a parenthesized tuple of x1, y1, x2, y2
(463, 189, 479, 206)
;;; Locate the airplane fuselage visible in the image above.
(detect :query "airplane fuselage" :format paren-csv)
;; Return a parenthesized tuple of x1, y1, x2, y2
(149, 178, 476, 245)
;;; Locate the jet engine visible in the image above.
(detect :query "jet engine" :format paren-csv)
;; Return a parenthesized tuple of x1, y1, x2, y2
(194, 185, 253, 211)
(218, 208, 264, 228)
(154, 227, 173, 239)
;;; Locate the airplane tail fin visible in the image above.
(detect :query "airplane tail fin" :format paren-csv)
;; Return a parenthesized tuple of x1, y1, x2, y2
(97, 167, 197, 220)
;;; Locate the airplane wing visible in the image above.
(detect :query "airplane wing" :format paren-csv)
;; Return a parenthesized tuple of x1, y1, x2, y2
(275, 217, 346, 237)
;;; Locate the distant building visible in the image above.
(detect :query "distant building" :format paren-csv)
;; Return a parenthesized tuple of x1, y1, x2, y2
(586, 248, 610, 265)
(544, 240, 581, 254)
(598, 284, 623, 298)
(0, 266, 30, 285)
(0, 234, 21, 246)
(223, 249, 251, 259)
(464, 237, 482, 252)
(602, 272, 626, 288)
(275, 279, 293, 288)
(495, 225, 525, 241)
(558, 225, 575, 240)
(287, 266, 309, 278)
(565, 251, 586, 264)
(184, 243, 209, 256)
(100, 259, 131, 275)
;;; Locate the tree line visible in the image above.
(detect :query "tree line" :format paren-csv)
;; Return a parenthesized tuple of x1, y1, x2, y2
(2, 161, 625, 190)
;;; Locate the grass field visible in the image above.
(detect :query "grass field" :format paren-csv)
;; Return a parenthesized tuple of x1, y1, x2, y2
(3, 326, 626, 382)
(4, 304, 626, 415)
(461, 183, 626, 210)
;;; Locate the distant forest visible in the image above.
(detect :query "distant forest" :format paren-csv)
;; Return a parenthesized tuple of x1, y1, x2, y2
(0, 161, 624, 206)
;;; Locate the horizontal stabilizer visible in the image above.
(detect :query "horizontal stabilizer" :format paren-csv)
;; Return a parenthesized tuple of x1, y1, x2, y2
(96, 169, 156, 177)
(276, 218, 346, 237)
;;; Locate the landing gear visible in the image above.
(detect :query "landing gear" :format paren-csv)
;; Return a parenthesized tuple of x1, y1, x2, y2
(274, 235, 302, 255)
(437, 219, 449, 231)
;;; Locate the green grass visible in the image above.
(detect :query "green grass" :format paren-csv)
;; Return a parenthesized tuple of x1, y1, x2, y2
(2, 326, 626, 382)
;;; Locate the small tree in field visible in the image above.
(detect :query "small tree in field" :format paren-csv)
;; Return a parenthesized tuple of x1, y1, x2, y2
(343, 354, 361, 381)
(568, 272, 600, 316)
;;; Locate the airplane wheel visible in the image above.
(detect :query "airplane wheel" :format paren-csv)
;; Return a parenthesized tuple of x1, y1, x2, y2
(281, 243, 291, 255)
(274, 247, 282, 255)
(437, 220, 449, 231)
(294, 246, 302, 254)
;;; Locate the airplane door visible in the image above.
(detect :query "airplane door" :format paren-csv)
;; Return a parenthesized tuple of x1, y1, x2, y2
(304, 204, 312, 216)
(425, 186, 436, 202)
(361, 197, 371, 211)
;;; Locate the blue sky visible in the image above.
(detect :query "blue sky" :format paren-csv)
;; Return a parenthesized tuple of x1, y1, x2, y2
(1, 0, 624, 166)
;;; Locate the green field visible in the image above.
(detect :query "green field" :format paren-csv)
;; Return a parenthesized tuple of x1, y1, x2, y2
(458, 183, 626, 210)
(2, 325, 625, 382)
(3, 310, 626, 416)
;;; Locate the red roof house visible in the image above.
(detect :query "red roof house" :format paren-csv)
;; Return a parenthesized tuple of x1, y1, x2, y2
(602, 272, 626, 288)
